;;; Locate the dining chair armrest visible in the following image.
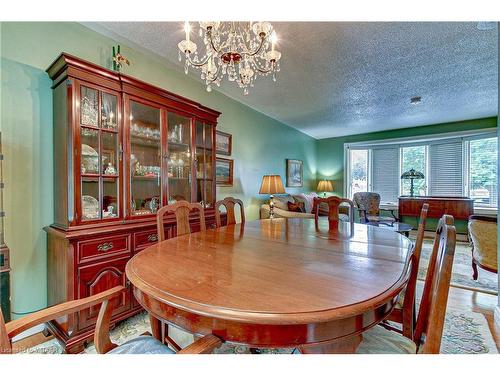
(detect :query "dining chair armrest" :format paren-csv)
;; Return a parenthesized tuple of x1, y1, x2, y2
(178, 334, 223, 354)
(5, 286, 125, 346)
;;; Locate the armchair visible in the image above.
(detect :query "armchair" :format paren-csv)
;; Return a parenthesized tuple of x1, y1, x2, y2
(353, 192, 396, 224)
(1, 286, 222, 354)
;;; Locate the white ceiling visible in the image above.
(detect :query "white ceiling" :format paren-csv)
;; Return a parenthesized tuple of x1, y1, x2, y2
(85, 22, 498, 139)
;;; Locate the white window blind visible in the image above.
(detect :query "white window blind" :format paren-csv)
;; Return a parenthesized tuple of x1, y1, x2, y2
(428, 141, 464, 196)
(371, 147, 400, 203)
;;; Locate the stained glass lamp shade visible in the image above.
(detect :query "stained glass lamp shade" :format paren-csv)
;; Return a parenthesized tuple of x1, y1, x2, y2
(401, 169, 425, 197)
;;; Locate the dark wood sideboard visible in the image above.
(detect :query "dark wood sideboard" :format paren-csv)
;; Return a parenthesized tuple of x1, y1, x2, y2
(44, 53, 222, 353)
(398, 196, 474, 221)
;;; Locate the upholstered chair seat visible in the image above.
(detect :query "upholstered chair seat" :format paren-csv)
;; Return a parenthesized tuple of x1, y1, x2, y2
(108, 336, 176, 354)
(357, 325, 417, 354)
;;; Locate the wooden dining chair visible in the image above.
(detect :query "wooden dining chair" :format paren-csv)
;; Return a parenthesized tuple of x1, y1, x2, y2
(156, 201, 206, 241)
(215, 197, 245, 228)
(383, 203, 429, 339)
(0, 286, 222, 354)
(357, 214, 456, 354)
(312, 196, 354, 227)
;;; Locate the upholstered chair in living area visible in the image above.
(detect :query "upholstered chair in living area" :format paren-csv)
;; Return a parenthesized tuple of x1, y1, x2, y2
(353, 192, 395, 224)
(468, 215, 498, 280)
(0, 286, 222, 354)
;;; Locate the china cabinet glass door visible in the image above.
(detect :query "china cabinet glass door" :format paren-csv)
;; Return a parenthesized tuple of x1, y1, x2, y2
(195, 121, 214, 208)
(129, 100, 162, 215)
(167, 112, 193, 204)
(79, 84, 120, 222)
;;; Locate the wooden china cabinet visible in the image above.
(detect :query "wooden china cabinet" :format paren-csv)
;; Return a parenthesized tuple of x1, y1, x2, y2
(44, 53, 221, 353)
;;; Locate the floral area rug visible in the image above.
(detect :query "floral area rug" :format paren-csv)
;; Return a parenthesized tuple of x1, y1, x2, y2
(21, 308, 498, 354)
(416, 237, 498, 295)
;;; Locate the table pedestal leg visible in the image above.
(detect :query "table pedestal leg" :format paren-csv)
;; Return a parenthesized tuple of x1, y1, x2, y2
(149, 315, 163, 341)
(298, 334, 362, 354)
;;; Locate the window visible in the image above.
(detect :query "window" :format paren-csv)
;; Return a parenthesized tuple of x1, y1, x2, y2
(468, 137, 498, 207)
(345, 131, 498, 209)
(428, 141, 464, 196)
(348, 149, 369, 199)
(401, 146, 426, 196)
(371, 147, 400, 203)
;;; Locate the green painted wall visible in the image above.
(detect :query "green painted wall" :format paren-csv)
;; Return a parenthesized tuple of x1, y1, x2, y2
(0, 22, 317, 317)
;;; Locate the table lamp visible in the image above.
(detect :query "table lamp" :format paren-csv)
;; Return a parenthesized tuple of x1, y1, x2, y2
(317, 180, 334, 197)
(259, 175, 286, 219)
(401, 169, 425, 197)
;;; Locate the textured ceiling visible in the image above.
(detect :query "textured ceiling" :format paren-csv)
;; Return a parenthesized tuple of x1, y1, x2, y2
(85, 22, 498, 139)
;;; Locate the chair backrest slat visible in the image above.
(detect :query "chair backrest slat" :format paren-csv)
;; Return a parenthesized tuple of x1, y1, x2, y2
(215, 197, 245, 227)
(156, 201, 206, 241)
(312, 196, 354, 227)
(414, 214, 456, 353)
(401, 203, 429, 339)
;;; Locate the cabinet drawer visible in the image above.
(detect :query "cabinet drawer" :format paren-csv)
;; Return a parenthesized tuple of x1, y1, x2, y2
(133, 230, 159, 251)
(78, 234, 130, 264)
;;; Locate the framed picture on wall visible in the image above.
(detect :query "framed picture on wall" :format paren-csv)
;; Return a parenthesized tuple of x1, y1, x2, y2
(286, 159, 303, 187)
(216, 157, 234, 186)
(216, 130, 232, 156)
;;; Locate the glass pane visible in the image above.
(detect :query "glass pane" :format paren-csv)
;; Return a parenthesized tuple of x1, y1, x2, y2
(196, 121, 204, 147)
(81, 128, 99, 174)
(101, 92, 118, 130)
(204, 183, 213, 208)
(103, 178, 119, 219)
(196, 147, 204, 179)
(101, 132, 118, 176)
(82, 178, 100, 220)
(80, 86, 99, 127)
(168, 112, 191, 145)
(168, 112, 192, 203)
(204, 150, 213, 180)
(469, 138, 498, 207)
(130, 101, 161, 215)
(204, 123, 212, 149)
(401, 146, 426, 196)
(349, 149, 368, 198)
(196, 179, 203, 204)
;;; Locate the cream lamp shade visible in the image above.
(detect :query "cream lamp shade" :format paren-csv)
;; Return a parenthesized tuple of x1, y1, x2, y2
(259, 175, 286, 195)
(317, 180, 334, 193)
(259, 175, 285, 219)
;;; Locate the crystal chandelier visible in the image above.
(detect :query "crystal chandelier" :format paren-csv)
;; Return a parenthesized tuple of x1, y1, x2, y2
(178, 21, 282, 95)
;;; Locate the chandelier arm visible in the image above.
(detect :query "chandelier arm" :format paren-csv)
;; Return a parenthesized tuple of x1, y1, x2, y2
(240, 36, 266, 57)
(185, 54, 211, 67)
(207, 30, 221, 54)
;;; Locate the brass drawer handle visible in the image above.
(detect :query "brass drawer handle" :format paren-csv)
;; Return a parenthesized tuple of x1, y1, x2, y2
(97, 242, 114, 252)
(147, 234, 158, 242)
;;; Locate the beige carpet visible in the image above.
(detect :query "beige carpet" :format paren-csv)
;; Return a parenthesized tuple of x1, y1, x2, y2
(416, 236, 498, 295)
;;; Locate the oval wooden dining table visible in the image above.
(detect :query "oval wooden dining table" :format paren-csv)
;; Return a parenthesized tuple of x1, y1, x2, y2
(126, 218, 414, 353)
